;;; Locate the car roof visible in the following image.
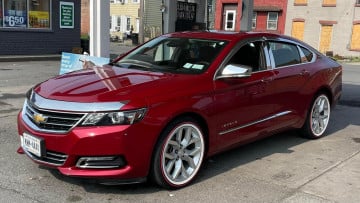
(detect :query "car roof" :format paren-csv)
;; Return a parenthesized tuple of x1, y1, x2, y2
(164, 30, 282, 41)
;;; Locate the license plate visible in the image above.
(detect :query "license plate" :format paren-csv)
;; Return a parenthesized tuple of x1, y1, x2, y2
(21, 133, 44, 157)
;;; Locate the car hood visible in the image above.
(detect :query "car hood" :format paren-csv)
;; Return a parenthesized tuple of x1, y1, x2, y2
(34, 65, 182, 104)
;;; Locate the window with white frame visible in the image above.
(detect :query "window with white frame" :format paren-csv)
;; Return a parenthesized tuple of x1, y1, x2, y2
(252, 12, 257, 29)
(225, 10, 236, 31)
(111, 0, 126, 3)
(116, 16, 121, 31)
(133, 0, 139, 3)
(357, 0, 360, 4)
(267, 12, 278, 30)
(110, 15, 122, 31)
(126, 17, 131, 31)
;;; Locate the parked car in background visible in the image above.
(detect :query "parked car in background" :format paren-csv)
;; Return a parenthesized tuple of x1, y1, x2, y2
(17, 31, 342, 189)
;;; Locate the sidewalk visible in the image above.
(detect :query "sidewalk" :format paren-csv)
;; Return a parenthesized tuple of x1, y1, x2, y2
(0, 42, 136, 62)
(0, 54, 61, 62)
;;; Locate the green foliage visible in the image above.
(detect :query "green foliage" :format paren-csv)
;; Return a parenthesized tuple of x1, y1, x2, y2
(81, 34, 90, 40)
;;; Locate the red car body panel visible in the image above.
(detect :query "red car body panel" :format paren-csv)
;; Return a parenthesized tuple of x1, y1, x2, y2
(17, 31, 342, 183)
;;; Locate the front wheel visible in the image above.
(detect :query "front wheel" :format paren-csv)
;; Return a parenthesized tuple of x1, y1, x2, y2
(301, 94, 331, 139)
(151, 117, 205, 189)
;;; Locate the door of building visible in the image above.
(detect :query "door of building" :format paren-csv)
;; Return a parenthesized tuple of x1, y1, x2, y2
(350, 24, 360, 50)
(223, 4, 237, 31)
(319, 25, 333, 53)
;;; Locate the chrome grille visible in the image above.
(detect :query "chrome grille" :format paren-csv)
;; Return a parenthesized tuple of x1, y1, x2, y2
(25, 150, 68, 166)
(23, 101, 86, 133)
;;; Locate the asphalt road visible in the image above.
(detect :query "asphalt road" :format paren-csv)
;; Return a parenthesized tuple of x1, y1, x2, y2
(0, 61, 359, 203)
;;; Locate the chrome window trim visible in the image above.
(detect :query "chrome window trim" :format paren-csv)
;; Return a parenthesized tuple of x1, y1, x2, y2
(29, 91, 126, 112)
(219, 111, 292, 136)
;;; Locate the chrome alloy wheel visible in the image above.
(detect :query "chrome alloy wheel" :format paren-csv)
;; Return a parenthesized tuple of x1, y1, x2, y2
(160, 123, 205, 186)
(310, 94, 330, 137)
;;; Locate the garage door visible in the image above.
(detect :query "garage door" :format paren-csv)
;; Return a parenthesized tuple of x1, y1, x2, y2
(291, 21, 305, 41)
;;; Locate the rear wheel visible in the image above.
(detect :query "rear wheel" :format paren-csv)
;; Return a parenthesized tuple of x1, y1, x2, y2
(151, 117, 205, 189)
(301, 94, 330, 139)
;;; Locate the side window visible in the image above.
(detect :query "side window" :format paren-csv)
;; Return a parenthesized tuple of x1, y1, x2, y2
(269, 41, 301, 67)
(227, 41, 265, 72)
(300, 46, 314, 62)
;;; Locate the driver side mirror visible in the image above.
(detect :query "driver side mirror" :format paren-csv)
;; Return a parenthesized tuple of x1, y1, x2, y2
(216, 64, 252, 79)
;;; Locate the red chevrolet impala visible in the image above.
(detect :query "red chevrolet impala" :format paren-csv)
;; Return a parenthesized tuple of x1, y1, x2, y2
(17, 31, 342, 189)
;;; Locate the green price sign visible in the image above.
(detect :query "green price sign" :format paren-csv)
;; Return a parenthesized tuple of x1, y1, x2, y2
(60, 2, 74, 28)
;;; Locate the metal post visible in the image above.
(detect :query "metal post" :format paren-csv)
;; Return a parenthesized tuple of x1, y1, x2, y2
(207, 0, 210, 30)
(90, 0, 110, 57)
(240, 0, 254, 32)
(139, 0, 144, 44)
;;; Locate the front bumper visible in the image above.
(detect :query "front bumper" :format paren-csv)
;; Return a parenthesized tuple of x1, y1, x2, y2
(17, 112, 158, 181)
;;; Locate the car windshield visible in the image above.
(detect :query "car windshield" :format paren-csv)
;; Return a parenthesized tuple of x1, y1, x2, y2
(115, 36, 228, 74)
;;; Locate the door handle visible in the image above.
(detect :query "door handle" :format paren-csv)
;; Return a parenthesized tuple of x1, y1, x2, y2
(261, 77, 273, 83)
(300, 70, 310, 76)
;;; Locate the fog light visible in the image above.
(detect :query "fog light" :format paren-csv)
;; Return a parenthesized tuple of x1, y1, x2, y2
(76, 156, 126, 169)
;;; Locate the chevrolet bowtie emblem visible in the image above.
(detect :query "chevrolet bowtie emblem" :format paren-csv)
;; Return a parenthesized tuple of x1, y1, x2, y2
(33, 114, 48, 124)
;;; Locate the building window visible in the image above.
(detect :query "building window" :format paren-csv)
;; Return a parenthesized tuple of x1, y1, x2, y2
(252, 12, 257, 29)
(319, 24, 333, 53)
(350, 23, 360, 50)
(126, 17, 130, 31)
(110, 15, 122, 31)
(29, 0, 50, 28)
(3, 0, 27, 28)
(294, 0, 307, 6)
(225, 10, 236, 31)
(322, 0, 336, 7)
(132, 0, 138, 3)
(0, 0, 51, 29)
(267, 12, 278, 30)
(111, 0, 125, 3)
(116, 16, 121, 31)
(291, 19, 305, 40)
(356, 0, 360, 6)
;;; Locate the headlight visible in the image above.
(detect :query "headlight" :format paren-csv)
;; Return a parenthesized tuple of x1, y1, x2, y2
(80, 108, 147, 126)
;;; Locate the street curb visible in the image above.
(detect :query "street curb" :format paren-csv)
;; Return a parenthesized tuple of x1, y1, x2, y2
(0, 55, 61, 62)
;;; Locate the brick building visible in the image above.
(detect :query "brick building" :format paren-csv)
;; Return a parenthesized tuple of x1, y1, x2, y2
(285, 0, 360, 57)
(81, 0, 89, 36)
(214, 0, 288, 34)
(252, 0, 287, 34)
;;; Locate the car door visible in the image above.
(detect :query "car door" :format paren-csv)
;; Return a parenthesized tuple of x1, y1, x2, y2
(213, 39, 277, 150)
(267, 39, 312, 129)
